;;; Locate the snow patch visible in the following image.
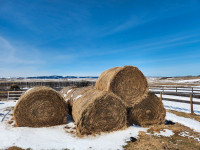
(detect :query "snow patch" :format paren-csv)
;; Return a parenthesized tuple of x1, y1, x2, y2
(154, 129, 174, 137)
(166, 112, 200, 133)
(73, 95, 82, 101)
(0, 122, 147, 150)
(67, 89, 73, 94)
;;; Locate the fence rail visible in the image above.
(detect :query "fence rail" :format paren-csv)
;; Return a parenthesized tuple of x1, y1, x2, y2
(7, 91, 24, 100)
(0, 84, 200, 114)
(150, 85, 200, 98)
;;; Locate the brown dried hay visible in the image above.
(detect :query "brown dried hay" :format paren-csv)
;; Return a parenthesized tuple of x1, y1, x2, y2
(95, 65, 148, 107)
(72, 89, 127, 136)
(60, 86, 92, 106)
(9, 84, 20, 91)
(13, 86, 68, 127)
(127, 92, 166, 127)
(60, 86, 77, 102)
(68, 86, 93, 107)
(60, 86, 92, 115)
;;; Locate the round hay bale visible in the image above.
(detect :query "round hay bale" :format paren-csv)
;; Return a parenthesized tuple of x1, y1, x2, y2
(72, 89, 127, 136)
(127, 93, 166, 127)
(95, 65, 148, 107)
(9, 84, 20, 91)
(13, 86, 68, 127)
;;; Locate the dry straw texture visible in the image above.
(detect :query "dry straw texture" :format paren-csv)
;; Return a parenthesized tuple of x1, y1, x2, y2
(95, 65, 148, 107)
(14, 86, 68, 127)
(60, 86, 92, 107)
(60, 86, 77, 103)
(9, 84, 20, 91)
(72, 89, 127, 136)
(127, 93, 166, 127)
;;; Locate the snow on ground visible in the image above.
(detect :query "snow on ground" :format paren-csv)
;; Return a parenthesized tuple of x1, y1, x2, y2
(175, 79, 200, 83)
(0, 100, 17, 110)
(154, 94, 200, 114)
(166, 112, 200, 133)
(1, 97, 200, 150)
(162, 100, 200, 115)
(147, 77, 200, 86)
(0, 100, 148, 150)
(153, 129, 174, 137)
(0, 122, 147, 150)
(179, 131, 200, 142)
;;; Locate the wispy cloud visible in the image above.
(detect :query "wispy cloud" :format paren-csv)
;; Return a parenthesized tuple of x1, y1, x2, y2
(0, 36, 44, 64)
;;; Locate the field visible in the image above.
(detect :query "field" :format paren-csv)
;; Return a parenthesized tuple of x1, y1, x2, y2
(0, 77, 200, 150)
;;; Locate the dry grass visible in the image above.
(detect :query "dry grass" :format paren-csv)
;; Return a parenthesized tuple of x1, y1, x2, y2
(5, 146, 31, 150)
(124, 123, 200, 150)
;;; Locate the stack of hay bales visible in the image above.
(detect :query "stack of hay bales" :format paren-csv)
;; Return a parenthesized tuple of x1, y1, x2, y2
(59, 65, 166, 136)
(13, 86, 68, 127)
(95, 65, 166, 127)
(13, 65, 165, 136)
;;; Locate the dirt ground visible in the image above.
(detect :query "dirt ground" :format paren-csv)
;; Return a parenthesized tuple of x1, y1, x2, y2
(124, 111, 200, 150)
(124, 123, 200, 150)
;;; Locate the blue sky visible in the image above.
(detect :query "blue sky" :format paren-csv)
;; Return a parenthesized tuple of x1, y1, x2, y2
(0, 0, 200, 77)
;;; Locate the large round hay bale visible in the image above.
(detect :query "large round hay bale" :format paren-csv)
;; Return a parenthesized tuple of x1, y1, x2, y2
(9, 84, 20, 91)
(95, 66, 148, 107)
(127, 93, 166, 127)
(72, 89, 127, 136)
(13, 86, 68, 127)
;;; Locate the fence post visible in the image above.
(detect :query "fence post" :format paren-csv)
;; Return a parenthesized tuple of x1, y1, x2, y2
(162, 87, 164, 93)
(192, 87, 193, 95)
(160, 92, 162, 101)
(190, 94, 193, 114)
(176, 87, 178, 95)
(7, 91, 9, 101)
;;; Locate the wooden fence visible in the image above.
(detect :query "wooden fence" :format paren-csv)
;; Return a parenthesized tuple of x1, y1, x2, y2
(150, 85, 200, 98)
(150, 86, 200, 114)
(0, 84, 200, 114)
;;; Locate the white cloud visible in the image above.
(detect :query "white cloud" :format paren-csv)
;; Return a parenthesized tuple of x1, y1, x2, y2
(0, 36, 44, 64)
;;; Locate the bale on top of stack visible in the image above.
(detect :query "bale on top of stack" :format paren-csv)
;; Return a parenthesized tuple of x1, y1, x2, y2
(71, 88, 127, 136)
(127, 92, 166, 127)
(95, 65, 149, 107)
(14, 86, 68, 127)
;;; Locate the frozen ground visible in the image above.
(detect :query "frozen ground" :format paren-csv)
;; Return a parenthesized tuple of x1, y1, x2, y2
(0, 97, 200, 150)
(154, 94, 200, 115)
(0, 99, 148, 150)
(147, 77, 200, 86)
